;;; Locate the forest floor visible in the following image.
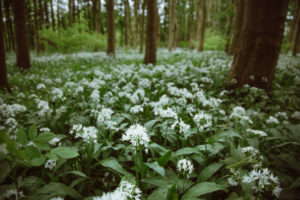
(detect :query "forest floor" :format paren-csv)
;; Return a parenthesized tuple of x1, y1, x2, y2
(1, 49, 300, 200)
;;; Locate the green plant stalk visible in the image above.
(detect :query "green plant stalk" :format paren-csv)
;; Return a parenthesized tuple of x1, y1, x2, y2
(164, 122, 169, 148)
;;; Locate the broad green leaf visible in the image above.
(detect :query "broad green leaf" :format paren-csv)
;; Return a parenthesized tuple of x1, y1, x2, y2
(36, 132, 55, 143)
(16, 128, 27, 145)
(37, 182, 82, 200)
(182, 182, 227, 200)
(158, 150, 172, 167)
(99, 157, 128, 175)
(175, 147, 199, 157)
(141, 177, 169, 187)
(25, 146, 41, 159)
(167, 184, 179, 200)
(198, 163, 224, 182)
(145, 161, 165, 177)
(51, 147, 79, 159)
(30, 157, 46, 166)
(147, 186, 169, 200)
(0, 132, 28, 160)
(145, 119, 158, 129)
(59, 170, 88, 178)
(28, 125, 38, 140)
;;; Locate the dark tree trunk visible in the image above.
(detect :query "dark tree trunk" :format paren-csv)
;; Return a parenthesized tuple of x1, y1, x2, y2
(77, 0, 81, 23)
(225, 0, 234, 53)
(156, 2, 160, 45)
(33, 0, 41, 54)
(50, 0, 56, 31)
(133, 0, 140, 49)
(4, 0, 15, 51)
(227, 0, 289, 91)
(106, 0, 115, 56)
(0, 0, 10, 91)
(44, 0, 50, 29)
(144, 0, 157, 65)
(93, 0, 102, 33)
(292, 0, 300, 56)
(168, 0, 176, 51)
(13, 0, 31, 70)
(139, 0, 145, 53)
(68, 0, 74, 26)
(124, 0, 130, 46)
(38, 0, 44, 28)
(227, 0, 245, 55)
(189, 0, 196, 49)
(198, 0, 206, 52)
(57, 0, 61, 31)
(287, 0, 298, 47)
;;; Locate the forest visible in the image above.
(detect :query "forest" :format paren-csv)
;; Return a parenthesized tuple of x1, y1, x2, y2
(0, 0, 300, 199)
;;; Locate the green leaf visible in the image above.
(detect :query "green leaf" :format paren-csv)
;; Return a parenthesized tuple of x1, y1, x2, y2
(167, 184, 179, 200)
(145, 161, 165, 177)
(158, 150, 172, 167)
(59, 170, 89, 178)
(36, 182, 82, 200)
(182, 182, 227, 200)
(30, 157, 46, 166)
(141, 177, 169, 187)
(198, 163, 224, 182)
(36, 132, 55, 143)
(145, 119, 158, 129)
(51, 147, 79, 159)
(0, 161, 10, 184)
(25, 146, 41, 159)
(99, 157, 128, 175)
(28, 125, 38, 140)
(147, 186, 169, 200)
(175, 147, 199, 157)
(16, 128, 27, 145)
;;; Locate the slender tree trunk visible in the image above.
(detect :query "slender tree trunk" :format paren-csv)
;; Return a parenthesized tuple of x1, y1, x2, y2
(227, 0, 289, 91)
(72, 0, 76, 23)
(207, 0, 212, 27)
(13, 0, 31, 70)
(33, 0, 41, 54)
(156, 3, 160, 45)
(139, 0, 145, 53)
(26, 0, 35, 49)
(0, 0, 10, 91)
(198, 0, 206, 52)
(225, 0, 234, 53)
(68, 0, 74, 26)
(287, 1, 298, 50)
(57, 0, 61, 31)
(168, 0, 176, 51)
(44, 0, 50, 29)
(292, 0, 300, 56)
(144, 0, 157, 64)
(133, 0, 140, 49)
(50, 0, 56, 31)
(38, 0, 44, 28)
(189, 0, 195, 49)
(227, 0, 245, 55)
(124, 0, 130, 46)
(77, 0, 81, 23)
(93, 0, 101, 33)
(4, 0, 15, 51)
(106, 0, 115, 56)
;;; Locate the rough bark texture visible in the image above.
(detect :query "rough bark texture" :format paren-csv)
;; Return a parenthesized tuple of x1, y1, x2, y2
(292, 0, 300, 56)
(50, 0, 56, 31)
(13, 0, 31, 70)
(227, 0, 245, 55)
(168, 0, 176, 51)
(144, 0, 157, 65)
(139, 0, 145, 53)
(225, 0, 234, 53)
(124, 0, 131, 46)
(0, 0, 10, 90)
(133, 0, 140, 49)
(4, 0, 15, 51)
(33, 0, 41, 54)
(198, 0, 206, 52)
(106, 0, 115, 56)
(227, 0, 289, 91)
(93, 0, 102, 33)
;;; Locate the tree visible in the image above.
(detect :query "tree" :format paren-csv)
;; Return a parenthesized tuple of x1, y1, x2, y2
(227, 0, 289, 91)
(50, 0, 56, 31)
(93, 0, 103, 33)
(3, 0, 15, 51)
(225, 0, 234, 53)
(124, 0, 131, 46)
(292, 0, 300, 56)
(144, 0, 157, 65)
(33, 0, 41, 54)
(44, 0, 50, 29)
(38, 0, 44, 28)
(0, 0, 10, 90)
(106, 0, 115, 56)
(68, 0, 74, 26)
(13, 0, 31, 70)
(189, 0, 196, 49)
(139, 0, 145, 53)
(133, 0, 140, 50)
(168, 0, 176, 52)
(198, 0, 206, 52)
(227, 0, 245, 55)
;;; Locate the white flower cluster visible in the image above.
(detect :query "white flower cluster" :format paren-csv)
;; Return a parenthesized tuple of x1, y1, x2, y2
(292, 111, 300, 119)
(52, 88, 65, 101)
(195, 90, 222, 108)
(36, 99, 52, 117)
(246, 129, 267, 137)
(230, 106, 253, 124)
(266, 116, 279, 125)
(171, 119, 191, 138)
(50, 197, 64, 200)
(157, 107, 178, 120)
(93, 107, 118, 131)
(0, 189, 25, 199)
(4, 118, 18, 136)
(122, 124, 150, 151)
(37, 83, 46, 90)
(241, 146, 264, 167)
(45, 159, 56, 170)
(177, 159, 193, 178)
(193, 111, 212, 131)
(130, 105, 144, 114)
(90, 89, 100, 104)
(0, 103, 27, 118)
(70, 124, 98, 143)
(93, 180, 142, 200)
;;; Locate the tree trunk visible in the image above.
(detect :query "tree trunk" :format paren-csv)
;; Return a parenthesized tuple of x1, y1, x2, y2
(57, 0, 61, 31)
(50, 0, 56, 31)
(156, 2, 160, 45)
(227, 0, 245, 55)
(13, 0, 31, 70)
(68, 0, 74, 26)
(198, 0, 206, 52)
(124, 0, 130, 46)
(33, 0, 41, 54)
(26, 0, 35, 49)
(292, 0, 300, 56)
(44, 0, 50, 29)
(287, 0, 298, 46)
(227, 0, 289, 91)
(38, 0, 44, 28)
(144, 0, 157, 64)
(106, 0, 115, 56)
(189, 0, 195, 49)
(133, 0, 140, 50)
(225, 0, 234, 53)
(0, 0, 10, 91)
(93, 0, 102, 33)
(168, 0, 176, 51)
(4, 0, 15, 51)
(139, 0, 145, 53)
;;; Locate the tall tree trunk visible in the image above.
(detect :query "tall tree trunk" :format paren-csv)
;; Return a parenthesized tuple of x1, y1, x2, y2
(4, 0, 15, 51)
(139, 0, 145, 53)
(133, 0, 140, 49)
(93, 0, 101, 33)
(156, 2, 160, 45)
(124, 0, 130, 46)
(72, 0, 76, 23)
(198, 0, 206, 52)
(50, 0, 56, 31)
(227, 0, 289, 91)
(225, 0, 234, 53)
(189, 0, 195, 49)
(0, 0, 10, 91)
(227, 0, 245, 55)
(77, 0, 81, 23)
(33, 0, 41, 54)
(44, 0, 50, 29)
(292, 0, 300, 56)
(13, 0, 31, 70)
(168, 0, 176, 51)
(287, 1, 298, 50)
(26, 0, 35, 49)
(144, 0, 157, 64)
(68, 0, 74, 26)
(57, 0, 61, 31)
(38, 0, 44, 28)
(106, 0, 115, 56)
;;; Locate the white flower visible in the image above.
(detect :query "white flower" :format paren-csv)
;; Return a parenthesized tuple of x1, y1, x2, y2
(157, 107, 178, 120)
(45, 159, 56, 170)
(122, 124, 150, 151)
(37, 83, 46, 90)
(193, 111, 212, 131)
(70, 124, 98, 143)
(40, 127, 50, 132)
(130, 105, 144, 114)
(272, 185, 282, 197)
(177, 159, 193, 178)
(94, 107, 118, 131)
(52, 88, 64, 100)
(50, 197, 64, 200)
(49, 137, 60, 146)
(266, 116, 279, 125)
(228, 177, 238, 186)
(1, 189, 25, 199)
(90, 89, 100, 103)
(246, 129, 267, 137)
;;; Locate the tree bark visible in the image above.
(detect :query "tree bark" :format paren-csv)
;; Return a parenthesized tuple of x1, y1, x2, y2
(144, 0, 157, 64)
(227, 0, 245, 55)
(50, 0, 56, 31)
(168, 0, 176, 51)
(198, 0, 206, 52)
(133, 0, 140, 50)
(225, 0, 234, 53)
(38, 0, 44, 28)
(33, 0, 41, 54)
(139, 0, 145, 53)
(68, 0, 74, 26)
(106, 0, 115, 56)
(156, 2, 160, 45)
(13, 0, 31, 70)
(44, 0, 50, 29)
(3, 0, 15, 51)
(93, 0, 102, 33)
(292, 0, 300, 56)
(0, 0, 10, 91)
(124, 0, 131, 46)
(227, 0, 289, 91)
(57, 0, 61, 31)
(189, 0, 196, 49)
